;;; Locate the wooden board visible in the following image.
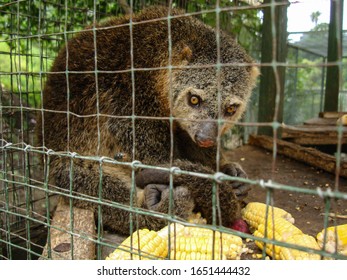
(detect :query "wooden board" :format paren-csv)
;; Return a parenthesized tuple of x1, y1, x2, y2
(281, 125, 347, 145)
(319, 112, 347, 119)
(40, 198, 96, 260)
(304, 117, 338, 126)
(248, 134, 347, 178)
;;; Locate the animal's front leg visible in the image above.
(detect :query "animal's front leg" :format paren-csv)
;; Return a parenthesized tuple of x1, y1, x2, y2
(135, 169, 171, 188)
(135, 159, 241, 227)
(220, 162, 250, 201)
(141, 184, 194, 221)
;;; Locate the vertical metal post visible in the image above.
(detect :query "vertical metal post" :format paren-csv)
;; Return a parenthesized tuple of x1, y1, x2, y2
(320, 57, 327, 112)
(258, 0, 289, 136)
(324, 0, 344, 112)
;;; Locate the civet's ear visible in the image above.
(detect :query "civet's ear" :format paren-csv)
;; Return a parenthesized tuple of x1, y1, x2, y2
(249, 66, 260, 88)
(172, 43, 192, 66)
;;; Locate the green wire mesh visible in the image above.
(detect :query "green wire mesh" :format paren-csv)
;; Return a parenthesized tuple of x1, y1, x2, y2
(1, 0, 346, 260)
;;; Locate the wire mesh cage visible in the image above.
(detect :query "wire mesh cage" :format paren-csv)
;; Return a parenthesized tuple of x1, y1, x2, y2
(1, 0, 347, 260)
(0, 0, 128, 259)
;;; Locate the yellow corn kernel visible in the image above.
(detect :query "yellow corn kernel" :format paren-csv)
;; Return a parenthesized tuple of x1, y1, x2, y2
(159, 224, 243, 248)
(337, 114, 347, 125)
(280, 234, 321, 260)
(253, 217, 302, 259)
(171, 250, 224, 260)
(187, 212, 207, 224)
(316, 224, 347, 254)
(106, 229, 168, 260)
(254, 229, 281, 260)
(170, 236, 234, 260)
(241, 202, 295, 230)
(182, 226, 243, 244)
(340, 248, 347, 256)
(159, 224, 244, 260)
(107, 223, 245, 260)
(252, 253, 264, 259)
(256, 216, 302, 240)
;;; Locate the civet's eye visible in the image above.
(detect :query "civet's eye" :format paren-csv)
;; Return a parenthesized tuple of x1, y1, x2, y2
(189, 94, 201, 107)
(225, 104, 239, 116)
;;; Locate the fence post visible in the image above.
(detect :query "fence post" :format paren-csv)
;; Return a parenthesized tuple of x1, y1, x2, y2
(324, 0, 344, 112)
(258, 0, 289, 136)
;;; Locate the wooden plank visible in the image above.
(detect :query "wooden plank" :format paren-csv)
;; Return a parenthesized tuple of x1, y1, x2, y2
(248, 134, 347, 178)
(304, 117, 338, 126)
(319, 112, 347, 119)
(40, 198, 96, 260)
(283, 137, 345, 145)
(281, 126, 347, 145)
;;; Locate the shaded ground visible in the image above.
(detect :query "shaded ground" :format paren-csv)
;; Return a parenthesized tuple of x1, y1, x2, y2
(228, 144, 347, 237)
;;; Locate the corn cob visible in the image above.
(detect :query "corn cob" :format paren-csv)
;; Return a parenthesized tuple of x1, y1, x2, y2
(187, 212, 207, 224)
(243, 202, 320, 260)
(253, 217, 302, 259)
(160, 224, 244, 260)
(107, 224, 244, 260)
(158, 223, 242, 245)
(316, 224, 347, 255)
(340, 248, 347, 256)
(241, 202, 295, 230)
(337, 114, 347, 125)
(280, 234, 321, 260)
(254, 220, 320, 260)
(106, 229, 168, 260)
(169, 236, 241, 260)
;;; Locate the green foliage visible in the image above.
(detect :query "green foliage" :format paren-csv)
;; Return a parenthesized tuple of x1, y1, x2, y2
(310, 11, 321, 26)
(284, 21, 347, 124)
(284, 49, 325, 124)
(1, 0, 261, 56)
(182, 0, 261, 54)
(0, 40, 47, 106)
(0, 0, 261, 109)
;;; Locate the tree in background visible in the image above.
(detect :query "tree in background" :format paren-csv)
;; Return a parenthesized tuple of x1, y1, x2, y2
(284, 21, 330, 124)
(310, 11, 322, 27)
(0, 0, 261, 107)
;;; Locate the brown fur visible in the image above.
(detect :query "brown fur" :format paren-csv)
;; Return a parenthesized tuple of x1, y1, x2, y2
(37, 6, 258, 234)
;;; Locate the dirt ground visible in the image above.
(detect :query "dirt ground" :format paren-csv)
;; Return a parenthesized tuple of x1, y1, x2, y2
(228, 144, 347, 237)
